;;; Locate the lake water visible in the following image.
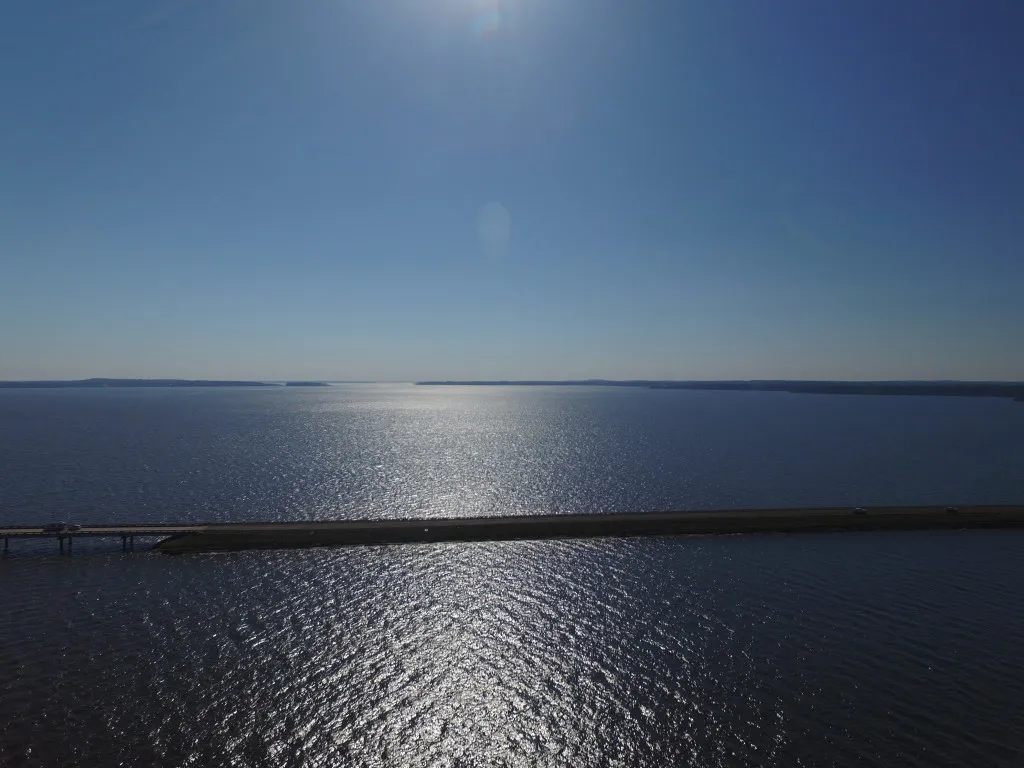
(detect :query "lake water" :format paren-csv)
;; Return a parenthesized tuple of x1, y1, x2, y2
(2, 385, 1023, 766)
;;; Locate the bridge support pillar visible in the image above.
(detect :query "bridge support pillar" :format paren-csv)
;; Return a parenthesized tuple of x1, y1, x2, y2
(3, 536, 7, 554)
(58, 536, 64, 555)
(130, 535, 134, 551)
(67, 536, 72, 555)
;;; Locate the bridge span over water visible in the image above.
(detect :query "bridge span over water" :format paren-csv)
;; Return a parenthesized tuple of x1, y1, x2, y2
(3, 505, 1024, 555)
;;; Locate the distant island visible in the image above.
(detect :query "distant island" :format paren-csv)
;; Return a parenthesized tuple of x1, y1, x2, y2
(0, 378, 276, 389)
(0, 378, 335, 389)
(416, 380, 1024, 401)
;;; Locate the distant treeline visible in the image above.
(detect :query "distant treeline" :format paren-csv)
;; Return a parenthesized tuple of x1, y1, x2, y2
(417, 380, 1024, 400)
(0, 378, 337, 389)
(0, 378, 275, 388)
(8, 378, 338, 389)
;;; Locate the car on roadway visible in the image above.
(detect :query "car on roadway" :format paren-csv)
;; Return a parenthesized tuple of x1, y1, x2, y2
(41, 522, 68, 533)
(66, 524, 82, 532)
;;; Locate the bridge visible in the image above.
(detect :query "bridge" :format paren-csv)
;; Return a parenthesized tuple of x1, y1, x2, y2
(3, 505, 1024, 555)
(0, 524, 205, 554)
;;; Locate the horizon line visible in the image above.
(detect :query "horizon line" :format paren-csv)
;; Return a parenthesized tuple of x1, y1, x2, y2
(4, 377, 1024, 385)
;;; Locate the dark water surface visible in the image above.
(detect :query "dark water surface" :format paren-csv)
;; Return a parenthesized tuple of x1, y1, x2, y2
(2, 385, 1023, 524)
(2, 386, 1024, 766)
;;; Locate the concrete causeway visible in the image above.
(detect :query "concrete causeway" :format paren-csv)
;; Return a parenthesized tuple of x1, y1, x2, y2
(4, 506, 1023, 555)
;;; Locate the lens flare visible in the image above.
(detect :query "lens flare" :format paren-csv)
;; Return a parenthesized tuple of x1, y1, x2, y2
(469, 0, 502, 37)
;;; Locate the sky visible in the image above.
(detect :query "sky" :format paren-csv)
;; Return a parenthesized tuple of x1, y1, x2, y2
(2, 0, 1023, 381)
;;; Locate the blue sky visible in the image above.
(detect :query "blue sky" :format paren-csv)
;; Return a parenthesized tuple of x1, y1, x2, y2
(2, 0, 1022, 380)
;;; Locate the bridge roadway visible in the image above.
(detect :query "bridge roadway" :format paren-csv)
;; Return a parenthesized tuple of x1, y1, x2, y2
(2, 505, 1024, 555)
(0, 523, 206, 553)
(0, 524, 205, 537)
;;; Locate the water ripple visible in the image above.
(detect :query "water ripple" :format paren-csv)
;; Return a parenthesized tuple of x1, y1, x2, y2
(2, 532, 1023, 766)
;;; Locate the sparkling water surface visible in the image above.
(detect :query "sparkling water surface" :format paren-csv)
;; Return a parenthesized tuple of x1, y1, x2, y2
(1, 386, 1023, 766)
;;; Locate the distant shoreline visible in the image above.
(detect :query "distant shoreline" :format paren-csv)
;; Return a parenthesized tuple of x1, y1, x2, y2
(1, 379, 1020, 400)
(0, 378, 329, 389)
(416, 380, 1024, 401)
